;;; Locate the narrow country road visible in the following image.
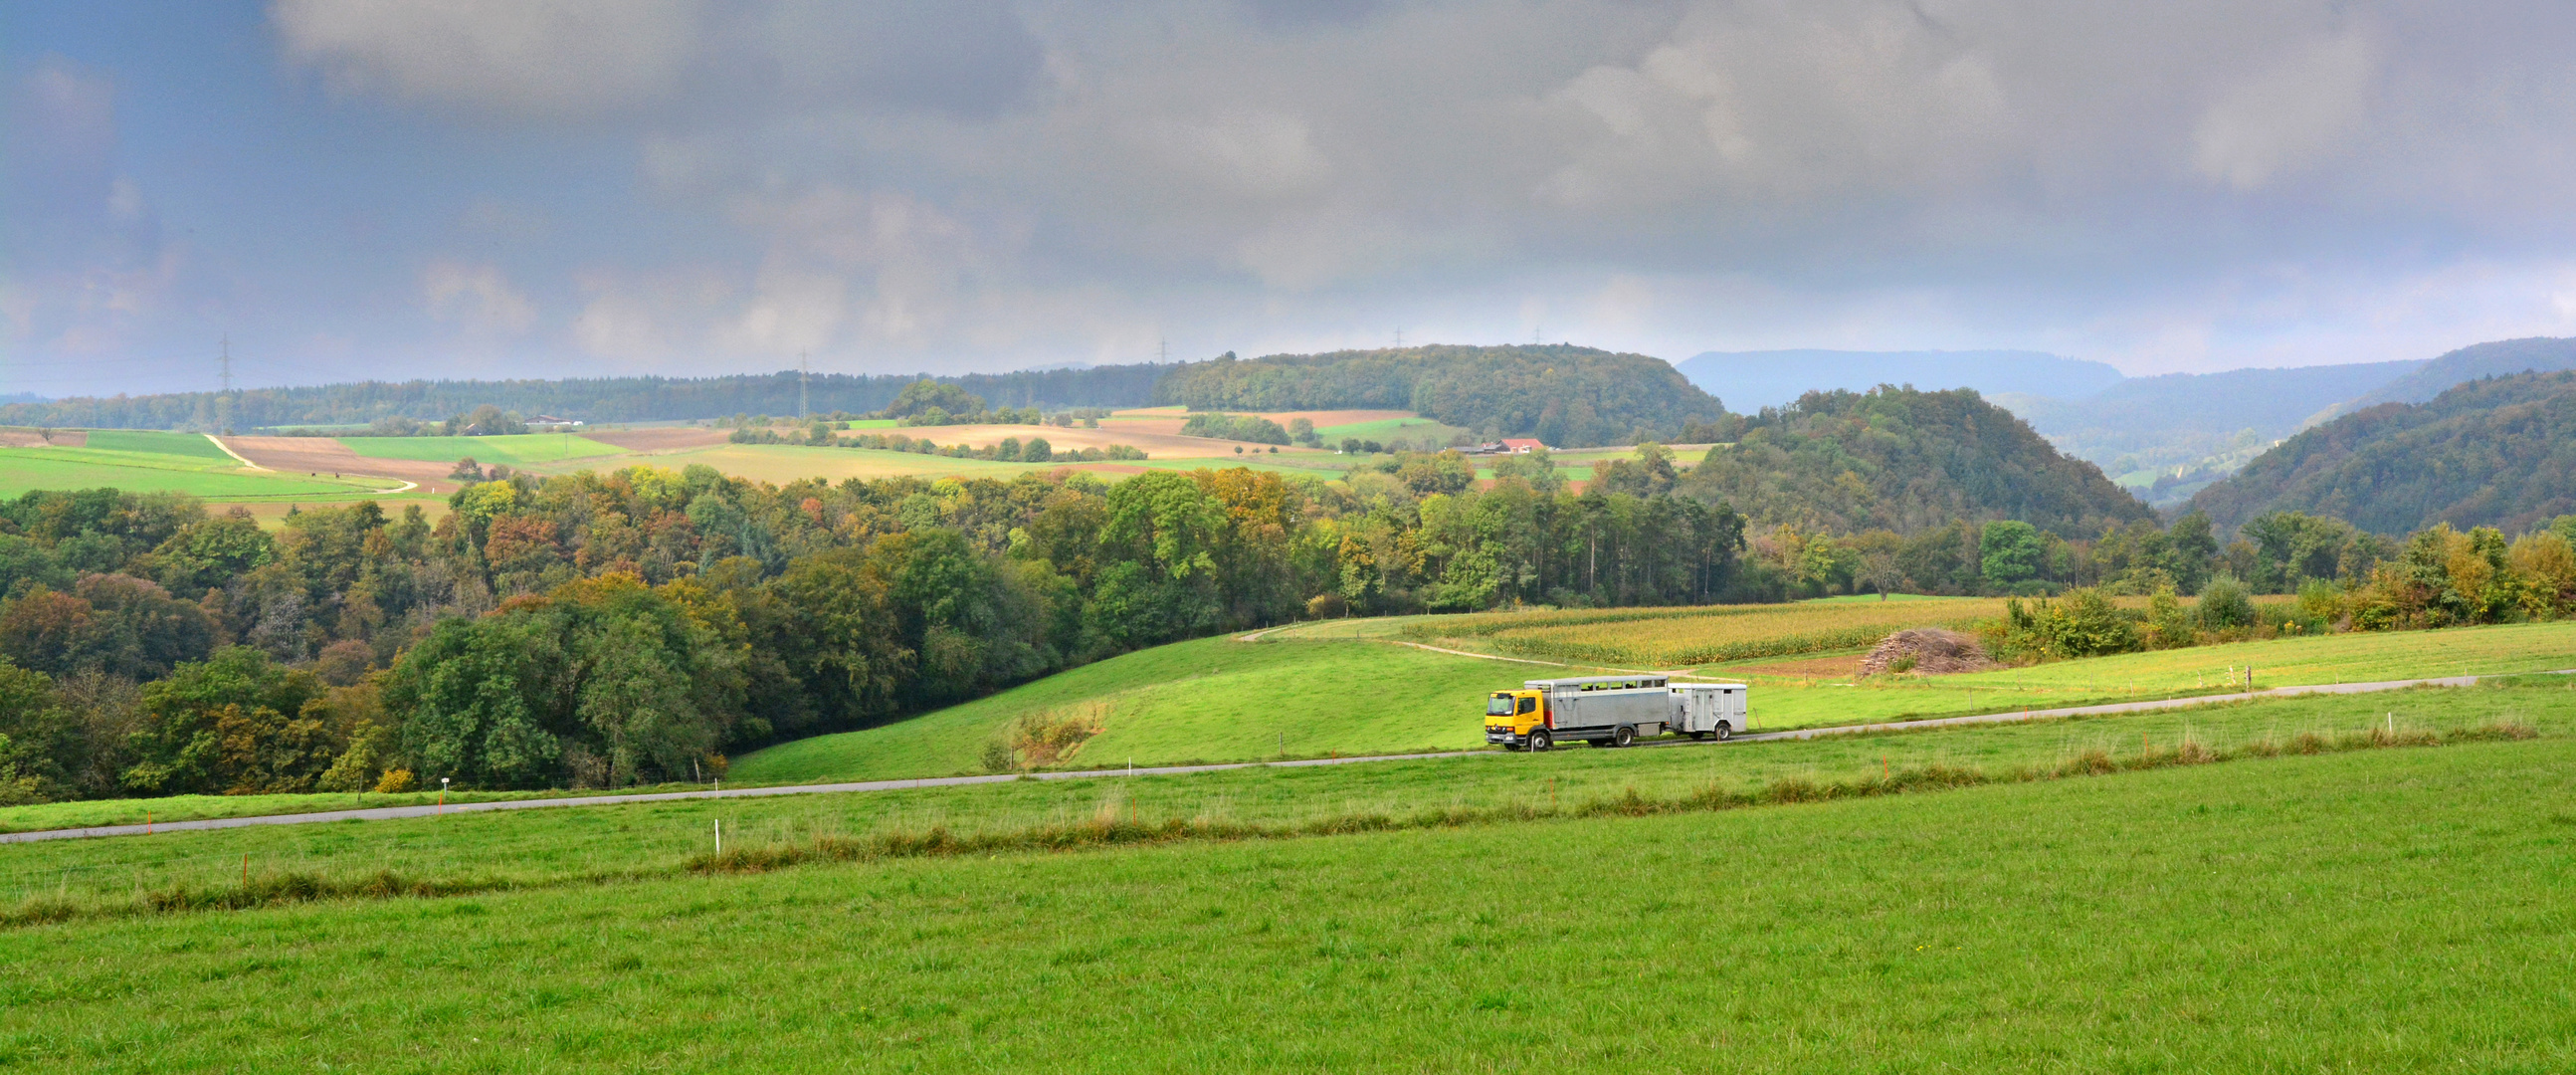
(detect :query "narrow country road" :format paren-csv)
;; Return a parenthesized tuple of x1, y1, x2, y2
(1, 670, 2544, 845)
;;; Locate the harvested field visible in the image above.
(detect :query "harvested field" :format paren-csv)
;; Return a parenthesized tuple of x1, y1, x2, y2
(0, 430, 84, 448)
(881, 422, 1311, 458)
(580, 427, 730, 452)
(220, 437, 454, 495)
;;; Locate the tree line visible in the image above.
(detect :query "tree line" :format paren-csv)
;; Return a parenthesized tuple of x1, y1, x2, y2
(0, 365, 1172, 432)
(1152, 344, 1728, 448)
(0, 454, 1762, 800)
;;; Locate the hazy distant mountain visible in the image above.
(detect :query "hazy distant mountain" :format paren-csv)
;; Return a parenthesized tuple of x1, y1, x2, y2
(1677, 349, 2123, 411)
(1997, 360, 2427, 476)
(2342, 336, 2576, 408)
(2189, 369, 2576, 536)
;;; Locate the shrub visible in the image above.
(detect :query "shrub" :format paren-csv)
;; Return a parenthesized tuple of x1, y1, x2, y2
(2198, 576, 2255, 633)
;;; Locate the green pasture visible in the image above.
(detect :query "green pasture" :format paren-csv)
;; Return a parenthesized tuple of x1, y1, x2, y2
(1720, 619, 2576, 729)
(0, 435, 382, 499)
(80, 430, 236, 462)
(1312, 415, 1471, 443)
(734, 617, 2576, 784)
(0, 678, 2559, 912)
(336, 433, 625, 467)
(731, 635, 1526, 783)
(3, 719, 2571, 1069)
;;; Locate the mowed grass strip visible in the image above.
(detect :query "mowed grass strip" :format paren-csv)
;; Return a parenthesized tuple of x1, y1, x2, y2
(3, 736, 2573, 1070)
(335, 433, 627, 466)
(6, 679, 2568, 923)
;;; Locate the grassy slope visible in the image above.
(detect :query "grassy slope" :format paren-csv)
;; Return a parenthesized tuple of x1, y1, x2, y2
(731, 635, 1532, 782)
(337, 434, 625, 466)
(0, 434, 380, 499)
(742, 619, 2576, 784)
(6, 679, 2563, 907)
(4, 728, 2571, 1069)
(80, 430, 235, 461)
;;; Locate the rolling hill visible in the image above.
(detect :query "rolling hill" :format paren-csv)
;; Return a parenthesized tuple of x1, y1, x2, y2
(2188, 369, 2576, 535)
(1679, 349, 2123, 411)
(1675, 385, 2151, 538)
(1150, 343, 1726, 447)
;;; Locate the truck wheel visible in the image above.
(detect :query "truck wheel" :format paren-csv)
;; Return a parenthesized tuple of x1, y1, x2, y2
(1527, 730, 1552, 752)
(1612, 725, 1635, 749)
(1715, 722, 1732, 742)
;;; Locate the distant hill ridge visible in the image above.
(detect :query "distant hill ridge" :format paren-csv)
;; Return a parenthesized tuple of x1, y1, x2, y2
(2188, 369, 2576, 536)
(0, 365, 1175, 432)
(1152, 343, 1725, 447)
(1679, 349, 2123, 411)
(1676, 385, 2151, 538)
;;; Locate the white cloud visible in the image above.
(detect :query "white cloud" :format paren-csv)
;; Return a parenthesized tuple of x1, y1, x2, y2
(272, 0, 703, 116)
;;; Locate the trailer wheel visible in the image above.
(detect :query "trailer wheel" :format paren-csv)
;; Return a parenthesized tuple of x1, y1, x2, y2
(1715, 722, 1732, 742)
(1611, 725, 1636, 749)
(1528, 730, 1552, 752)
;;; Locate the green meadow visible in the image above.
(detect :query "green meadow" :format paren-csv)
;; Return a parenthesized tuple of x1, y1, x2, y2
(4, 678, 2563, 915)
(0, 432, 381, 499)
(734, 616, 2576, 784)
(730, 635, 1524, 783)
(1, 709, 2569, 1070)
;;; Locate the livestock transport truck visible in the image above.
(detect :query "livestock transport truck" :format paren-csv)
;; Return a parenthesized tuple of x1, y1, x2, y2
(1484, 676, 1750, 751)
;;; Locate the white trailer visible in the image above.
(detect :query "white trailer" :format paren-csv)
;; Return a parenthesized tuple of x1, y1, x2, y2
(1668, 683, 1750, 741)
(1529, 675, 1669, 749)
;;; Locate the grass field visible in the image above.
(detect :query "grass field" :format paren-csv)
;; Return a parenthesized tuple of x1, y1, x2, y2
(0, 696, 2569, 1069)
(0, 678, 2556, 912)
(730, 635, 1530, 783)
(731, 612, 2576, 785)
(336, 434, 626, 467)
(1311, 415, 1472, 443)
(0, 433, 385, 500)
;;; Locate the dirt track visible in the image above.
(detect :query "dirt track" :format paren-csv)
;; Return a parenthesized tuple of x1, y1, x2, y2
(220, 437, 458, 496)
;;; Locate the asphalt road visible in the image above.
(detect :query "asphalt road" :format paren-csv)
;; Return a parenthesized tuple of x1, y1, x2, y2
(2, 670, 2538, 845)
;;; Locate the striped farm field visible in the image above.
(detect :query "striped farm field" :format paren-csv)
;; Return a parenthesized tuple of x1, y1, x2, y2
(1410, 596, 2011, 667)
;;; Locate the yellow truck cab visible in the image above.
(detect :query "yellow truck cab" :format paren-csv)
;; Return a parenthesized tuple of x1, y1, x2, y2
(1486, 676, 1750, 751)
(1486, 675, 1671, 751)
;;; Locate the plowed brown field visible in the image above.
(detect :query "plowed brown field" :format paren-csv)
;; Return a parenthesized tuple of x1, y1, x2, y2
(220, 437, 458, 495)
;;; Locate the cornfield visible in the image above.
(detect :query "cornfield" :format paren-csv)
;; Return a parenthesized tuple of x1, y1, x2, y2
(1408, 599, 2012, 668)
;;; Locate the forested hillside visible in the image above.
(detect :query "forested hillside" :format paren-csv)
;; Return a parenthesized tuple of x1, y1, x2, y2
(0, 462, 1750, 799)
(1681, 349, 2121, 411)
(0, 364, 1171, 432)
(2189, 371, 2576, 536)
(1676, 386, 2151, 538)
(2344, 336, 2576, 408)
(1151, 344, 1726, 447)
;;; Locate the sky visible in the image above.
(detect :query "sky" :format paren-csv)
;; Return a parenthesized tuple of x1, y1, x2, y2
(9, 0, 2576, 396)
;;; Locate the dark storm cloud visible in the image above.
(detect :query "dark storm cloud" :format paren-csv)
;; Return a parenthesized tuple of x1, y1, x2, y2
(10, 1, 2576, 390)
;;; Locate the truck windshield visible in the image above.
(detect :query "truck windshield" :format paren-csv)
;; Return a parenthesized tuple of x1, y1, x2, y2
(1486, 695, 1516, 717)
